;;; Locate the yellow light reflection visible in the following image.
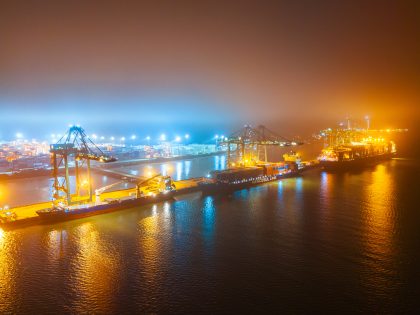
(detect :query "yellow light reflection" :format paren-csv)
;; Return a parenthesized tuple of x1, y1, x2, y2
(137, 205, 170, 297)
(363, 164, 395, 246)
(0, 228, 17, 313)
(361, 163, 396, 290)
(69, 223, 120, 312)
(46, 229, 67, 263)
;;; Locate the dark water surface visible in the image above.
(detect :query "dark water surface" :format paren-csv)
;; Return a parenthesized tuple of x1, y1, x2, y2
(1, 159, 419, 313)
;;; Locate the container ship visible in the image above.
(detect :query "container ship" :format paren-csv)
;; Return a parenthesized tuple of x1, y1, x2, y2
(199, 161, 299, 194)
(318, 127, 397, 171)
(36, 192, 176, 223)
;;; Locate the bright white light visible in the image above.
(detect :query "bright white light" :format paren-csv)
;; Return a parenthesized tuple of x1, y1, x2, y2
(51, 134, 56, 138)
(121, 137, 126, 141)
(92, 134, 97, 140)
(215, 134, 219, 139)
(175, 136, 181, 142)
(110, 136, 115, 141)
(160, 134, 166, 141)
(185, 134, 190, 139)
(16, 133, 23, 139)
(146, 136, 151, 141)
(131, 135, 136, 140)
(100, 136, 105, 140)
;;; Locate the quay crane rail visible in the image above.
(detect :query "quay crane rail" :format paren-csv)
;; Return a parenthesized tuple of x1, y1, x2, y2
(50, 125, 117, 207)
(218, 125, 303, 166)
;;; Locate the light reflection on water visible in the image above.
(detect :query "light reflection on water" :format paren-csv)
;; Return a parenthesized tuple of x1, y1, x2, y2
(0, 228, 17, 313)
(202, 196, 216, 248)
(69, 222, 120, 313)
(360, 163, 398, 300)
(0, 159, 419, 313)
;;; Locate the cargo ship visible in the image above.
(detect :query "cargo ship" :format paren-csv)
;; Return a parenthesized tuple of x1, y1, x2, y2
(318, 128, 397, 171)
(199, 161, 299, 194)
(36, 192, 175, 223)
(35, 175, 192, 224)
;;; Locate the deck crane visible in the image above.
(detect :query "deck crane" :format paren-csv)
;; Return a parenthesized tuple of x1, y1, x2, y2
(218, 125, 303, 167)
(94, 179, 127, 204)
(135, 174, 174, 198)
(50, 125, 117, 206)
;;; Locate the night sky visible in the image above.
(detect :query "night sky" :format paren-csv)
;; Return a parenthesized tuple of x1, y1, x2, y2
(0, 0, 418, 138)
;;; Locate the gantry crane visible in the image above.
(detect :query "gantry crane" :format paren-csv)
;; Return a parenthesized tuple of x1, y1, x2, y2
(50, 125, 117, 206)
(218, 125, 303, 167)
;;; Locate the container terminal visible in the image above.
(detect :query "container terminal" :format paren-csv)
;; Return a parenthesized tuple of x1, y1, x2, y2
(0, 121, 401, 229)
(0, 125, 317, 229)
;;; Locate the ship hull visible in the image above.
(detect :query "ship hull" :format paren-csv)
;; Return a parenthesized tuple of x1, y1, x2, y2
(320, 152, 395, 171)
(200, 171, 299, 195)
(0, 217, 41, 230)
(36, 193, 175, 223)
